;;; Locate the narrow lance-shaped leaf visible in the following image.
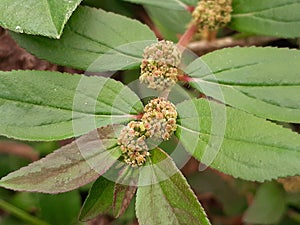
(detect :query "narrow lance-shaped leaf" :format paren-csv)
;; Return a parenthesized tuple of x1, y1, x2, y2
(79, 164, 138, 221)
(136, 148, 211, 225)
(113, 166, 139, 218)
(0, 70, 143, 141)
(0, 0, 82, 38)
(10, 6, 157, 72)
(176, 99, 300, 182)
(185, 47, 300, 123)
(79, 176, 115, 221)
(230, 0, 300, 38)
(243, 182, 286, 224)
(0, 125, 123, 194)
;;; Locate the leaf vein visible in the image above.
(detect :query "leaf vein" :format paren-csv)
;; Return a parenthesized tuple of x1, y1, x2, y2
(232, 2, 300, 16)
(177, 125, 298, 152)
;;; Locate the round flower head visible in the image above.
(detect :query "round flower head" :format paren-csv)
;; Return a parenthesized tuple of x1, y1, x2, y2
(140, 40, 181, 91)
(192, 0, 232, 31)
(140, 60, 178, 91)
(143, 40, 181, 67)
(142, 98, 177, 141)
(118, 121, 150, 167)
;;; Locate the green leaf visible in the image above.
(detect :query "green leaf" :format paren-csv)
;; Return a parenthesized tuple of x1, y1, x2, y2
(79, 176, 115, 221)
(136, 148, 211, 225)
(185, 47, 300, 123)
(10, 193, 37, 213)
(230, 0, 300, 38)
(121, 0, 196, 10)
(287, 193, 300, 208)
(82, 0, 135, 18)
(0, 0, 82, 38)
(113, 166, 138, 218)
(145, 5, 191, 42)
(243, 182, 286, 224)
(176, 99, 300, 181)
(116, 196, 137, 224)
(0, 125, 122, 193)
(10, 6, 156, 72)
(0, 216, 25, 225)
(36, 191, 81, 225)
(0, 70, 143, 141)
(0, 154, 31, 178)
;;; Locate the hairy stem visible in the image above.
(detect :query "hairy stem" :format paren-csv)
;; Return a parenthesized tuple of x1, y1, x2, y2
(177, 74, 192, 82)
(188, 36, 280, 56)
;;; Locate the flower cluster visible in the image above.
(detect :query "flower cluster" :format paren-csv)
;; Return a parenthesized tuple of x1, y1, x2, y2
(118, 121, 150, 167)
(118, 98, 177, 167)
(139, 40, 182, 91)
(142, 98, 177, 141)
(192, 0, 232, 31)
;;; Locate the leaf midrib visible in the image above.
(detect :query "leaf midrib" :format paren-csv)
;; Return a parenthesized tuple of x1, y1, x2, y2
(148, 159, 180, 225)
(192, 78, 300, 87)
(197, 133, 300, 180)
(44, 0, 59, 35)
(239, 14, 300, 24)
(67, 25, 143, 60)
(0, 96, 132, 117)
(232, 2, 300, 16)
(233, 88, 300, 110)
(177, 124, 299, 152)
(190, 80, 300, 110)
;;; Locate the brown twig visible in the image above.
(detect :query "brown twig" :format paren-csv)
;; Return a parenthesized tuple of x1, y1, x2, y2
(188, 35, 280, 56)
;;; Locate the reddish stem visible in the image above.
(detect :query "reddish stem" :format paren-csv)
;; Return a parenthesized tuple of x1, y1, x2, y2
(134, 113, 143, 120)
(199, 93, 207, 99)
(177, 74, 193, 82)
(185, 6, 195, 13)
(177, 23, 198, 47)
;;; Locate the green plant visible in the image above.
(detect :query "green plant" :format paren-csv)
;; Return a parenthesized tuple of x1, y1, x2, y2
(0, 0, 300, 224)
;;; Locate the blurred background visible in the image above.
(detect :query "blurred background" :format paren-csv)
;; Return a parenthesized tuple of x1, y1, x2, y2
(1, 0, 300, 224)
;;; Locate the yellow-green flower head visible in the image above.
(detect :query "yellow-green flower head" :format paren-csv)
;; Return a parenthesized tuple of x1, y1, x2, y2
(192, 0, 232, 31)
(118, 121, 150, 167)
(140, 60, 178, 91)
(142, 98, 177, 141)
(140, 40, 181, 91)
(117, 98, 178, 166)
